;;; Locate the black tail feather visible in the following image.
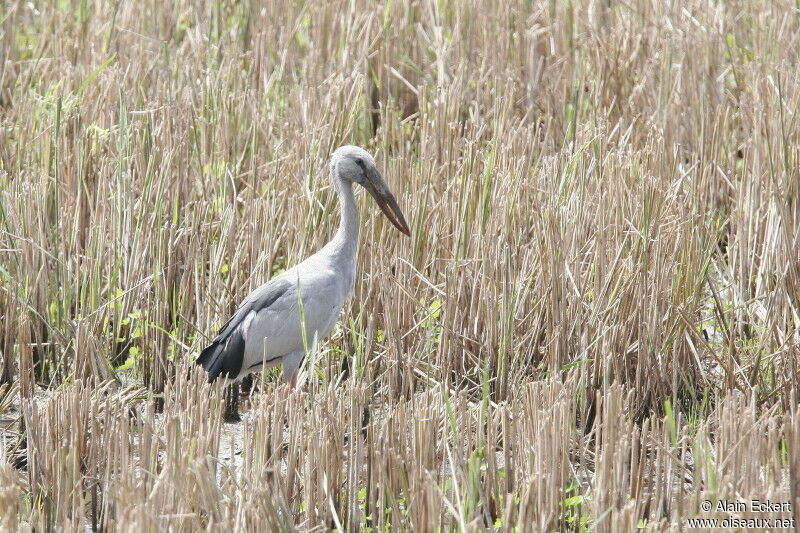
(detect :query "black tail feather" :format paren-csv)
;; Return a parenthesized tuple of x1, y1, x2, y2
(195, 342, 224, 382)
(195, 330, 245, 382)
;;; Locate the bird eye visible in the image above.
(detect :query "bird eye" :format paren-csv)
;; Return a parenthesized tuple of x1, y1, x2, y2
(355, 158, 367, 171)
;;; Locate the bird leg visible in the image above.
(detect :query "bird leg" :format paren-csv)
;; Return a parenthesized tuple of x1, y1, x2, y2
(241, 374, 254, 399)
(223, 382, 242, 423)
(282, 351, 304, 392)
(287, 369, 299, 391)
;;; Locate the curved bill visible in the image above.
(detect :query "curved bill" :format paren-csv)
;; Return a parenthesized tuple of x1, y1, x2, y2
(365, 170, 411, 236)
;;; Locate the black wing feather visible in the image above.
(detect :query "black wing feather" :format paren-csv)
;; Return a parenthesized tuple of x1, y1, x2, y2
(196, 278, 291, 382)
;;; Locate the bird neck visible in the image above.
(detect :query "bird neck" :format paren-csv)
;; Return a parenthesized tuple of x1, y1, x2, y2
(329, 177, 360, 259)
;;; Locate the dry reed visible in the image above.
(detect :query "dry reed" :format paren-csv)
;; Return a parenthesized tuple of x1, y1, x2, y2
(1, 0, 798, 530)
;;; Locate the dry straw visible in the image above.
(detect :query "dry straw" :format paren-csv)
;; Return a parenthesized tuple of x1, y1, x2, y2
(0, 0, 798, 530)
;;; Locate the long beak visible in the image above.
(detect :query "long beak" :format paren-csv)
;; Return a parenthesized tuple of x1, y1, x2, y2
(366, 170, 411, 236)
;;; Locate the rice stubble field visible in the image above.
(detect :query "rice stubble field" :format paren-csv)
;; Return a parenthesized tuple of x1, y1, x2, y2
(1, 0, 800, 531)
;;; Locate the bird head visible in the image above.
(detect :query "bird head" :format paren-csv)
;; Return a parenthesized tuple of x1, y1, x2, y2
(330, 145, 411, 236)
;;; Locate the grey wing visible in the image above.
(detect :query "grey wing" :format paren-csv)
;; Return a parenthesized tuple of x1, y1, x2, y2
(195, 277, 292, 382)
